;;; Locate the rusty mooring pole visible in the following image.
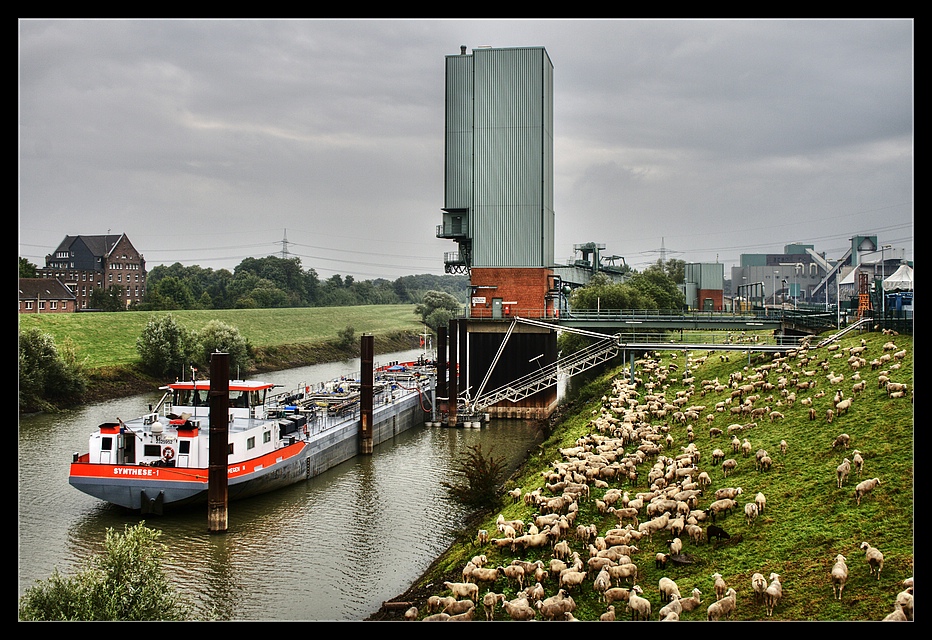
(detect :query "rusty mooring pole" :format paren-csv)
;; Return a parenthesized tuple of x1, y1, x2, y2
(437, 326, 448, 417)
(359, 334, 374, 454)
(447, 319, 458, 427)
(208, 352, 230, 533)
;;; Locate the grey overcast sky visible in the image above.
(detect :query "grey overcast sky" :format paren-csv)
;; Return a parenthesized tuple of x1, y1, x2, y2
(18, 19, 913, 281)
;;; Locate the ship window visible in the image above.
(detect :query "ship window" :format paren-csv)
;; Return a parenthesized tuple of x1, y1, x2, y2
(179, 441, 190, 454)
(228, 443, 234, 456)
(101, 436, 113, 451)
(144, 444, 162, 457)
(264, 431, 272, 444)
(246, 436, 255, 450)
(230, 391, 248, 408)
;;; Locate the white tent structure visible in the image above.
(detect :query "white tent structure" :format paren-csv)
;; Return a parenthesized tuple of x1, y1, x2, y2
(883, 264, 913, 292)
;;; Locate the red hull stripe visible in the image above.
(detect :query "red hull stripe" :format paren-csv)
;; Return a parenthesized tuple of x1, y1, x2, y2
(69, 441, 306, 484)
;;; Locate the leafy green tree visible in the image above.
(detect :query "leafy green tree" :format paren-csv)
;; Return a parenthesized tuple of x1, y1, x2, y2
(18, 328, 87, 412)
(630, 264, 686, 310)
(19, 256, 38, 278)
(415, 290, 463, 332)
(89, 285, 127, 311)
(136, 314, 197, 378)
(195, 320, 253, 376)
(18, 522, 188, 621)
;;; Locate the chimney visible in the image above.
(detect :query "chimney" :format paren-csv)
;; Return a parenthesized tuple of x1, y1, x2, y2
(460, 45, 467, 55)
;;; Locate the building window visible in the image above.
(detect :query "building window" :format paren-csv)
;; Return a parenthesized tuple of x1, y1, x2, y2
(50, 302, 58, 310)
(24, 301, 33, 310)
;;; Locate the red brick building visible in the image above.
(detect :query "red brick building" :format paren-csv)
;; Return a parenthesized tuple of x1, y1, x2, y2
(37, 234, 147, 310)
(18, 278, 77, 314)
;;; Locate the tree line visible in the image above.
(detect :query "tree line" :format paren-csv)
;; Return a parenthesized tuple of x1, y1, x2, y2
(19, 255, 471, 311)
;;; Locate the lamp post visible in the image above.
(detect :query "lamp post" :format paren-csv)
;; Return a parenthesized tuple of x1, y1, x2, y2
(772, 271, 780, 306)
(782, 279, 787, 308)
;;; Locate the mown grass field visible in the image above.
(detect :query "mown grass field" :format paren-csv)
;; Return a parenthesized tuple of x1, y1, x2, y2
(395, 328, 913, 622)
(18, 305, 425, 370)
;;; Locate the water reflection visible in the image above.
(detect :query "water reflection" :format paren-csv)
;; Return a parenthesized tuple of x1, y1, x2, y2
(19, 349, 549, 620)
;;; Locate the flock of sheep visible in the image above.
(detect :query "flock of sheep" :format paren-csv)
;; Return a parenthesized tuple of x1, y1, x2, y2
(402, 330, 911, 622)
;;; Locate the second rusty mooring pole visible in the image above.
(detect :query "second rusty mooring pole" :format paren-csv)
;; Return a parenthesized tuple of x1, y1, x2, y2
(359, 334, 374, 454)
(208, 352, 230, 533)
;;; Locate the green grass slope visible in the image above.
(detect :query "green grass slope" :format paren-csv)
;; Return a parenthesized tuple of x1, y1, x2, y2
(399, 328, 913, 622)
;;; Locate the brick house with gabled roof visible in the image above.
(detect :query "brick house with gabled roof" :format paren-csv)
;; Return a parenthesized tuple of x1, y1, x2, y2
(18, 277, 78, 313)
(36, 234, 147, 310)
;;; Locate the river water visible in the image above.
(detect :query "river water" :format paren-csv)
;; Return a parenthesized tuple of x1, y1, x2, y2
(18, 348, 563, 621)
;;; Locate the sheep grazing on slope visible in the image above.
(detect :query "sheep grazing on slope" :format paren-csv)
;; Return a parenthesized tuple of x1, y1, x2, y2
(657, 594, 682, 620)
(706, 524, 731, 542)
(830, 554, 849, 600)
(599, 604, 616, 621)
(852, 450, 865, 477)
(780, 439, 788, 455)
(658, 576, 681, 603)
(603, 587, 632, 606)
(626, 584, 652, 621)
(482, 592, 505, 621)
(894, 590, 914, 621)
(501, 598, 536, 621)
(751, 572, 767, 603)
(764, 573, 783, 616)
(677, 587, 703, 612)
(443, 598, 476, 616)
(711, 572, 727, 601)
(707, 587, 737, 621)
(832, 433, 851, 451)
(836, 458, 852, 489)
(860, 542, 885, 580)
(854, 477, 881, 506)
(745, 502, 759, 525)
(722, 458, 738, 477)
(404, 606, 418, 620)
(755, 491, 766, 515)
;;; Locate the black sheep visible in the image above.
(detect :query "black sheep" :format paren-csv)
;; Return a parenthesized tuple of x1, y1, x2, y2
(707, 525, 731, 541)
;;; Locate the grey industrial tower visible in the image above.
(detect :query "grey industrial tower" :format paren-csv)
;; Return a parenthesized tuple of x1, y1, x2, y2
(438, 45, 559, 420)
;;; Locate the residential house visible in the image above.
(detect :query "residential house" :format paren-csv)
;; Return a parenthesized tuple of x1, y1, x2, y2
(18, 277, 78, 314)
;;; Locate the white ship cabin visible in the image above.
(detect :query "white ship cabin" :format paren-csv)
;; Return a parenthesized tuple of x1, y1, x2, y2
(84, 380, 306, 468)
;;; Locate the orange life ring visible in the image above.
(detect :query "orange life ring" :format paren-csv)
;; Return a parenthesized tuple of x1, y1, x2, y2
(163, 446, 175, 461)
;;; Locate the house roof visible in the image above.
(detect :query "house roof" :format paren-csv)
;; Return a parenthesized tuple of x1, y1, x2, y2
(53, 234, 124, 258)
(18, 278, 77, 301)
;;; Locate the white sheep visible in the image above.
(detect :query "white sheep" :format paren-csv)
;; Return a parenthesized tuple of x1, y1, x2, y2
(501, 598, 537, 621)
(860, 541, 884, 580)
(764, 572, 782, 616)
(832, 433, 850, 450)
(751, 572, 767, 603)
(722, 458, 738, 477)
(443, 581, 479, 601)
(836, 458, 852, 488)
(667, 536, 683, 557)
(442, 598, 476, 615)
(852, 450, 864, 477)
(677, 587, 703, 612)
(481, 592, 505, 621)
(714, 486, 743, 500)
(882, 603, 909, 621)
(626, 584, 652, 620)
(706, 587, 737, 621)
(894, 589, 914, 621)
(744, 502, 759, 525)
(658, 576, 681, 602)
(854, 477, 881, 506)
(712, 572, 727, 601)
(755, 491, 766, 515)
(599, 604, 616, 621)
(404, 605, 418, 620)
(830, 554, 849, 600)
(657, 595, 681, 620)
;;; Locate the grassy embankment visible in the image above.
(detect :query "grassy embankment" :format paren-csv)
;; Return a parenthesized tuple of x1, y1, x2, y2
(381, 329, 913, 622)
(18, 305, 426, 402)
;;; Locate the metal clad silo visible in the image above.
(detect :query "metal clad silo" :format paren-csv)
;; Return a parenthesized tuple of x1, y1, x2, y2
(471, 46, 553, 268)
(444, 53, 473, 214)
